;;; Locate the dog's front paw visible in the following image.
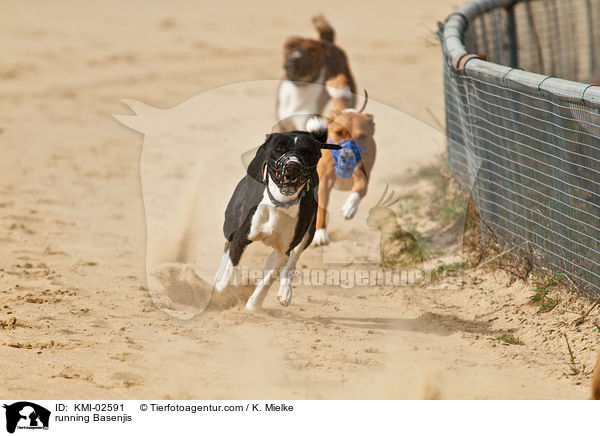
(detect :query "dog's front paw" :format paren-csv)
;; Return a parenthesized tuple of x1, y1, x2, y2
(213, 252, 234, 293)
(245, 297, 262, 312)
(213, 269, 232, 293)
(341, 192, 361, 219)
(312, 228, 330, 246)
(213, 275, 230, 293)
(277, 280, 293, 306)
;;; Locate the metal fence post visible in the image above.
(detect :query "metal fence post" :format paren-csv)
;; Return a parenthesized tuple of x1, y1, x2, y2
(505, 2, 519, 68)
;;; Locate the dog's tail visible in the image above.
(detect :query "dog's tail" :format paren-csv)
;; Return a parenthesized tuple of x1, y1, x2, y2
(312, 14, 335, 43)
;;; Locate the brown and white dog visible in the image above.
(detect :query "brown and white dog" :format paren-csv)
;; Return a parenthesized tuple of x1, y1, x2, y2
(276, 15, 357, 131)
(313, 104, 376, 246)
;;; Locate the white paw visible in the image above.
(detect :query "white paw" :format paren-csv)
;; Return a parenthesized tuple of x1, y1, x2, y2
(213, 254, 233, 293)
(341, 192, 361, 219)
(213, 263, 233, 292)
(312, 228, 330, 246)
(213, 274, 230, 293)
(277, 280, 293, 306)
(245, 297, 262, 312)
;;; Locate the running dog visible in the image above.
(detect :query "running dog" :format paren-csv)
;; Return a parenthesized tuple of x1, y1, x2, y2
(592, 349, 600, 399)
(213, 118, 340, 311)
(313, 100, 376, 246)
(276, 15, 357, 131)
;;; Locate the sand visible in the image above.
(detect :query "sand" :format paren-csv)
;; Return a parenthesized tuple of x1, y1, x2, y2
(0, 0, 595, 399)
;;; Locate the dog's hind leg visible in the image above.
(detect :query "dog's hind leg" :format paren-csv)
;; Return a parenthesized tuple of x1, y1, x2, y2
(245, 250, 285, 312)
(278, 234, 309, 306)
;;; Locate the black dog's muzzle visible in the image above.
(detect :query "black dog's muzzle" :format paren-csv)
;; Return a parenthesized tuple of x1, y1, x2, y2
(267, 152, 314, 196)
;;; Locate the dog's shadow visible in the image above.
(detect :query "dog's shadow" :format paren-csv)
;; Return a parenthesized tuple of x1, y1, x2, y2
(262, 309, 513, 337)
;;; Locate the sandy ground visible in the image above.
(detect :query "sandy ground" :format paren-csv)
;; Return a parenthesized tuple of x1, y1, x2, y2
(1, 0, 597, 399)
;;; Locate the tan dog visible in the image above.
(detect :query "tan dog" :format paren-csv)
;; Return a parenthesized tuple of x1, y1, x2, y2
(276, 15, 357, 131)
(591, 349, 600, 399)
(313, 107, 376, 245)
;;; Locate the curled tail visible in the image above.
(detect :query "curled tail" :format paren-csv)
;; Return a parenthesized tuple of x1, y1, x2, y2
(312, 14, 335, 43)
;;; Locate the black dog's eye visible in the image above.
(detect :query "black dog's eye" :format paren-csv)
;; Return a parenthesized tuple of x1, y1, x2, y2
(273, 141, 287, 152)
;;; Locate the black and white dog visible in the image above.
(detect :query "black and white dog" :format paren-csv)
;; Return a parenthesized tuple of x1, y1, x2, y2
(213, 118, 340, 311)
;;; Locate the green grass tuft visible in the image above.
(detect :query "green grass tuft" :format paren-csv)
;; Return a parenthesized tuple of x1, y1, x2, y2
(564, 334, 584, 375)
(440, 195, 468, 224)
(430, 261, 467, 281)
(493, 334, 524, 346)
(529, 274, 562, 313)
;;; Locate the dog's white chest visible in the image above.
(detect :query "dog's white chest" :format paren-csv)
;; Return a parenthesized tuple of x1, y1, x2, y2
(277, 69, 326, 125)
(247, 192, 299, 252)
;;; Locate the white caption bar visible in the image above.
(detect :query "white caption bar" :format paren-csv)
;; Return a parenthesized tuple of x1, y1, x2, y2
(0, 400, 594, 436)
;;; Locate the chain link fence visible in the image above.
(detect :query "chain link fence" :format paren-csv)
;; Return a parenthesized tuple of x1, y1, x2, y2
(440, 0, 600, 293)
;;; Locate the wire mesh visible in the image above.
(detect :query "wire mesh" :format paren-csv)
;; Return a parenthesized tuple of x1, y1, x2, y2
(441, 0, 600, 293)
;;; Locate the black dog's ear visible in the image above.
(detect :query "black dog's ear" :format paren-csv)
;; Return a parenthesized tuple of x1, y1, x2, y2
(306, 117, 328, 144)
(245, 134, 273, 182)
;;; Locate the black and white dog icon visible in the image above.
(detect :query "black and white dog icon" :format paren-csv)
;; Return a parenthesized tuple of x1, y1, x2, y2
(213, 118, 340, 311)
(3, 402, 50, 434)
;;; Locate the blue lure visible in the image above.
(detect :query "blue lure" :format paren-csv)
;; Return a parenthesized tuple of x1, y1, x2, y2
(328, 137, 368, 179)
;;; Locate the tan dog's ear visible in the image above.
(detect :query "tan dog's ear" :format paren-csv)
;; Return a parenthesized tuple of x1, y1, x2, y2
(364, 113, 375, 134)
(284, 36, 301, 50)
